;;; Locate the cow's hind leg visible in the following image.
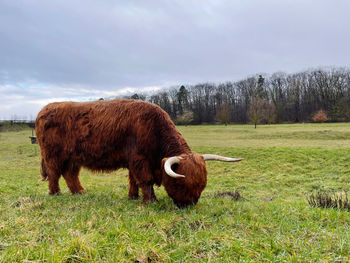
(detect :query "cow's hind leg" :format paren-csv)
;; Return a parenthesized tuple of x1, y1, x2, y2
(44, 161, 61, 195)
(40, 159, 49, 181)
(128, 171, 139, 200)
(62, 163, 85, 194)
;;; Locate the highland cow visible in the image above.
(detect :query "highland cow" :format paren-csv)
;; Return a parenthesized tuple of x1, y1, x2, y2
(35, 99, 242, 208)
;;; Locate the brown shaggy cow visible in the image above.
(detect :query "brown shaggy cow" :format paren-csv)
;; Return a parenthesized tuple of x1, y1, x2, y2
(35, 99, 242, 208)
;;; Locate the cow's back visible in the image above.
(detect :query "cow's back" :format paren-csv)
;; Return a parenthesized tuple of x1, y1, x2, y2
(35, 99, 174, 171)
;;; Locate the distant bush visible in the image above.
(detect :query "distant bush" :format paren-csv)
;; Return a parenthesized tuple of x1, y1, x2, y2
(175, 111, 194, 125)
(312, 109, 328, 123)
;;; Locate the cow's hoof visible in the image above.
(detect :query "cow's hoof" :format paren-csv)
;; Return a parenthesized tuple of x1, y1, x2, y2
(74, 189, 86, 194)
(142, 197, 158, 203)
(49, 191, 61, 195)
(129, 194, 139, 200)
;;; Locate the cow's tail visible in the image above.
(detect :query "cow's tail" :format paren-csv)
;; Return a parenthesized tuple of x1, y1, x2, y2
(40, 159, 48, 181)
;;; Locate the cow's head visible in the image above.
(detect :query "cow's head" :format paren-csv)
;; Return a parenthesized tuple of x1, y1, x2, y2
(161, 153, 242, 208)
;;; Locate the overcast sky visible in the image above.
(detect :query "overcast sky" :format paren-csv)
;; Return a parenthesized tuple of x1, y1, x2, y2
(1, 0, 350, 120)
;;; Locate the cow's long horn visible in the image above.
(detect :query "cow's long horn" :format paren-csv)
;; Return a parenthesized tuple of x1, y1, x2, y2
(164, 156, 185, 178)
(202, 154, 243, 162)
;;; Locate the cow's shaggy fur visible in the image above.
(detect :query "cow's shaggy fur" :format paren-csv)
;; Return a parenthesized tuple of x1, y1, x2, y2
(36, 99, 207, 207)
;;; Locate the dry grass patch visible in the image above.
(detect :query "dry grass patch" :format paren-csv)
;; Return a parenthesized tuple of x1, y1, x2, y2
(307, 191, 350, 211)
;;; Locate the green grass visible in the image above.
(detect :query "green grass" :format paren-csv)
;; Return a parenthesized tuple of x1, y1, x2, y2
(1, 123, 350, 262)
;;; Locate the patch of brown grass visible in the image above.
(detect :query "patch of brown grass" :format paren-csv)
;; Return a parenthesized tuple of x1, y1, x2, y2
(213, 190, 242, 201)
(307, 191, 350, 211)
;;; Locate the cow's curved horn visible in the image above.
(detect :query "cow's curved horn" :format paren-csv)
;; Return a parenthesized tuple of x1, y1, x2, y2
(202, 154, 243, 162)
(164, 156, 185, 178)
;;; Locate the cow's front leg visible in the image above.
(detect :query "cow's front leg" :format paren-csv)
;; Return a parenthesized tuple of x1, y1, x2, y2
(128, 171, 139, 200)
(129, 155, 157, 203)
(140, 184, 157, 203)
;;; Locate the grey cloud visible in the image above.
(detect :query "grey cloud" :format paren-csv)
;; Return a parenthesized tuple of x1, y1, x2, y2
(0, 0, 350, 118)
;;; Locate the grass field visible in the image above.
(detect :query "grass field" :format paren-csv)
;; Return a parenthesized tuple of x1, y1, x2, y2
(1, 123, 350, 262)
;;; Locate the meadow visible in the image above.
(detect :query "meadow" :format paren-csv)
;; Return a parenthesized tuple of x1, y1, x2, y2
(1, 123, 350, 262)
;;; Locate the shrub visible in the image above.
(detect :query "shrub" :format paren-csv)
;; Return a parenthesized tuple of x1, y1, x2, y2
(175, 110, 194, 125)
(312, 109, 328, 123)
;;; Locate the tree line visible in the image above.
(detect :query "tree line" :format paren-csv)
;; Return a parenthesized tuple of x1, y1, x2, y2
(125, 67, 350, 125)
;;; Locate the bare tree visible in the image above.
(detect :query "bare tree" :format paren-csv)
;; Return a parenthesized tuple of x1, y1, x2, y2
(215, 104, 231, 125)
(262, 101, 276, 124)
(248, 98, 276, 128)
(137, 66, 350, 124)
(248, 98, 263, 128)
